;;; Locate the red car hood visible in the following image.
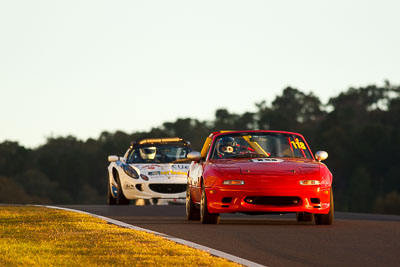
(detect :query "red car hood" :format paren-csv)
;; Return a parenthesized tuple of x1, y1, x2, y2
(214, 158, 320, 176)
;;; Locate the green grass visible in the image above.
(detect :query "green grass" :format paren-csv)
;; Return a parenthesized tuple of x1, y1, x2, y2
(0, 206, 240, 266)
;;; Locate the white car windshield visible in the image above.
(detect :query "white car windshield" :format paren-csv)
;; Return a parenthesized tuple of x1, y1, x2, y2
(127, 145, 192, 163)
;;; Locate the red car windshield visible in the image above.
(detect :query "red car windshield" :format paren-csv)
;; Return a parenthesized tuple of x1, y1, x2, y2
(210, 133, 313, 160)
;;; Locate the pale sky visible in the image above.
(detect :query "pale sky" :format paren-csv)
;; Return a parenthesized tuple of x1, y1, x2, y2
(1, 0, 399, 148)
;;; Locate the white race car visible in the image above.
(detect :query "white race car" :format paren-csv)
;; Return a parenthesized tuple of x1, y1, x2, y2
(107, 137, 192, 205)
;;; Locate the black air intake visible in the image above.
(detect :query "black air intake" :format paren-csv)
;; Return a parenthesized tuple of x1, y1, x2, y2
(135, 184, 143, 191)
(149, 184, 186, 194)
(244, 196, 301, 206)
(310, 198, 320, 204)
(222, 197, 232, 203)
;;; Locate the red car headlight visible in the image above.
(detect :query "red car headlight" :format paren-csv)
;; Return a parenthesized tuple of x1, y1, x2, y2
(223, 180, 245, 185)
(299, 180, 320, 185)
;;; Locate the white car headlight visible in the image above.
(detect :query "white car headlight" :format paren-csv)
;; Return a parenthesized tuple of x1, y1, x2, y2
(122, 164, 139, 179)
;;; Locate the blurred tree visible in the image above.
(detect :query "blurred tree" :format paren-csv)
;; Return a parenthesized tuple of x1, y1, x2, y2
(161, 118, 211, 151)
(211, 109, 256, 134)
(347, 167, 374, 212)
(0, 141, 34, 177)
(0, 176, 31, 204)
(256, 87, 325, 144)
(317, 83, 400, 213)
(213, 109, 238, 130)
(374, 191, 400, 215)
(0, 176, 50, 204)
(98, 131, 132, 155)
(15, 169, 57, 200)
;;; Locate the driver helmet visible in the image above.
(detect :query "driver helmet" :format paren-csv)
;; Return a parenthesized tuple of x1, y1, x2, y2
(139, 146, 156, 160)
(217, 136, 237, 155)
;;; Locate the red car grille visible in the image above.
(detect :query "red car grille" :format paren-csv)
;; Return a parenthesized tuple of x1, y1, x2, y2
(149, 184, 186, 194)
(244, 196, 301, 206)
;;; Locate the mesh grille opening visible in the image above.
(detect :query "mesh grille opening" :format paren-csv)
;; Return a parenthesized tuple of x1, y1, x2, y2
(149, 184, 186, 194)
(244, 196, 301, 206)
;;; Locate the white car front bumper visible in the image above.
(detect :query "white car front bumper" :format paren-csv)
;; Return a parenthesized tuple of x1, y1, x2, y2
(119, 175, 187, 200)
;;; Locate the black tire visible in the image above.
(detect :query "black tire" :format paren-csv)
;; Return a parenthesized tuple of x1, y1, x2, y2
(107, 181, 117, 205)
(200, 183, 219, 224)
(315, 189, 334, 225)
(186, 185, 200, 221)
(116, 172, 130, 205)
(296, 212, 314, 222)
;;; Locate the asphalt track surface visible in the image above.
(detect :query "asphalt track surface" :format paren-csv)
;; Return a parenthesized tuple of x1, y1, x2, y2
(60, 205, 400, 267)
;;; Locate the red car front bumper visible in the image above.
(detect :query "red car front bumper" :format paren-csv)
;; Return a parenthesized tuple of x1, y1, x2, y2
(205, 186, 331, 214)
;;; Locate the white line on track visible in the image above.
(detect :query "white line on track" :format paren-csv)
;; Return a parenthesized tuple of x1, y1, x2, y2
(43, 205, 266, 267)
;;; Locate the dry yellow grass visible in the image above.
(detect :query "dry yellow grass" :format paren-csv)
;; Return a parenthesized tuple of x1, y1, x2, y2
(0, 206, 241, 267)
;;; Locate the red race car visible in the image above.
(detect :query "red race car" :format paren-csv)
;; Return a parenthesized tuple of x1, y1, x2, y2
(186, 130, 333, 225)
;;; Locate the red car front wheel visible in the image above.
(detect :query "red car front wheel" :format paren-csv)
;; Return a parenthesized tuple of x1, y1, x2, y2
(186, 185, 200, 220)
(315, 189, 334, 225)
(200, 182, 220, 224)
